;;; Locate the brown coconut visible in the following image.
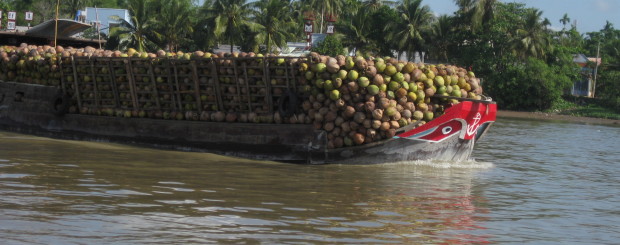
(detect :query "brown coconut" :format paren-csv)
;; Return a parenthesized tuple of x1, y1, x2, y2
(372, 120, 382, 129)
(343, 106, 356, 118)
(353, 133, 365, 145)
(324, 122, 335, 131)
(380, 121, 391, 131)
(365, 66, 377, 77)
(364, 101, 376, 112)
(372, 109, 384, 120)
(373, 74, 384, 86)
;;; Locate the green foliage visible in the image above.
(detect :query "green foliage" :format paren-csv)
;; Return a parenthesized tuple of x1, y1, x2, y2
(337, 4, 378, 56)
(108, 0, 160, 52)
(311, 35, 345, 56)
(302, 0, 345, 34)
(597, 70, 620, 111)
(251, 0, 297, 53)
(369, 5, 399, 56)
(0, 2, 10, 26)
(202, 0, 262, 53)
(5, 0, 617, 115)
(550, 96, 620, 119)
(511, 9, 553, 60)
(385, 0, 433, 61)
(486, 57, 573, 110)
(583, 22, 620, 112)
(151, 0, 195, 52)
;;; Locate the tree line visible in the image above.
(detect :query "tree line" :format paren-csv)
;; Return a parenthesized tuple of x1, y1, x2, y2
(2, 0, 619, 111)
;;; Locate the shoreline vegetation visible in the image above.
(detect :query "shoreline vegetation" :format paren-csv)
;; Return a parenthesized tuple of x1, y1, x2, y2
(498, 110, 620, 126)
(2, 0, 618, 115)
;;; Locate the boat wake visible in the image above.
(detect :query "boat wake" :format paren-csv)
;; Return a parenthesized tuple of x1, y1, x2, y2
(380, 158, 494, 169)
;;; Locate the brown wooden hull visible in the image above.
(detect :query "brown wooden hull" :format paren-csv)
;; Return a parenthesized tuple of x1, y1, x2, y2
(0, 82, 495, 164)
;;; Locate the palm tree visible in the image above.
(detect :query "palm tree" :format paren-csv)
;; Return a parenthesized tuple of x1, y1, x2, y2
(251, 0, 297, 53)
(108, 0, 158, 52)
(454, 0, 496, 32)
(152, 0, 194, 52)
(63, 0, 87, 19)
(511, 9, 552, 59)
(385, 0, 433, 61)
(301, 0, 344, 33)
(559, 13, 570, 30)
(429, 15, 453, 62)
(363, 0, 397, 11)
(557, 13, 572, 45)
(338, 8, 379, 55)
(203, 0, 261, 53)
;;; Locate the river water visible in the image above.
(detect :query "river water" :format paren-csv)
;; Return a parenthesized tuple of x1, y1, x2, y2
(0, 117, 619, 244)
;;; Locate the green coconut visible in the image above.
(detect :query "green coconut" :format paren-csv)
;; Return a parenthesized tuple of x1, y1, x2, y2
(434, 76, 445, 87)
(437, 85, 447, 94)
(407, 91, 417, 102)
(400, 81, 409, 91)
(348, 70, 359, 81)
(423, 111, 434, 121)
(384, 65, 397, 76)
(329, 89, 341, 100)
(426, 70, 435, 80)
(451, 88, 462, 97)
(367, 85, 380, 95)
(375, 61, 386, 73)
(385, 106, 397, 117)
(379, 84, 388, 92)
(314, 79, 325, 89)
(408, 82, 418, 92)
(313, 63, 326, 73)
(402, 63, 415, 73)
(344, 56, 355, 70)
(357, 76, 370, 87)
(337, 69, 348, 80)
(388, 81, 400, 91)
(413, 110, 424, 120)
(393, 72, 404, 83)
(324, 80, 334, 91)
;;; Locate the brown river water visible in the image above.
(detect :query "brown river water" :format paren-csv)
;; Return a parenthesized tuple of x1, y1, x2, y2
(0, 117, 619, 244)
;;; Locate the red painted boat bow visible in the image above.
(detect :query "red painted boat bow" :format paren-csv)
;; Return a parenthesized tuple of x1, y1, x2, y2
(396, 101, 497, 143)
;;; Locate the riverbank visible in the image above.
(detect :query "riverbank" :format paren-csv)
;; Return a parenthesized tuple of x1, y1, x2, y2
(497, 110, 620, 126)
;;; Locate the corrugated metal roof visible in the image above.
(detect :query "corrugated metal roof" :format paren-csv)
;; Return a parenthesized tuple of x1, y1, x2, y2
(25, 19, 92, 38)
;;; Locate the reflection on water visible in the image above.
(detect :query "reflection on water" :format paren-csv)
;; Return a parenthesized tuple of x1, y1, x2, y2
(474, 118, 620, 244)
(0, 131, 492, 244)
(1, 117, 619, 244)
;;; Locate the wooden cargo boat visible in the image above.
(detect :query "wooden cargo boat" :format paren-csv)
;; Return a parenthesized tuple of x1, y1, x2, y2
(0, 55, 496, 164)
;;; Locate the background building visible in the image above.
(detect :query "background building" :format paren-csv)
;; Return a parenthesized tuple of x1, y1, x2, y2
(82, 7, 131, 35)
(572, 54, 601, 97)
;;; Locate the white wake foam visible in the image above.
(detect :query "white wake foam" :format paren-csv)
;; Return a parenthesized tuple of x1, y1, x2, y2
(380, 158, 494, 169)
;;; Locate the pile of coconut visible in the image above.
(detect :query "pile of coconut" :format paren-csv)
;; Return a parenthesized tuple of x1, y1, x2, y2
(0, 44, 486, 149)
(296, 52, 484, 149)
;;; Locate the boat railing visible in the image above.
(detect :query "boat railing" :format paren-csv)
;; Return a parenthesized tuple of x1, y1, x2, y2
(57, 56, 307, 115)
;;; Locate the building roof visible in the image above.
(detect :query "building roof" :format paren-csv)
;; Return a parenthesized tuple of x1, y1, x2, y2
(26, 19, 92, 38)
(587, 57, 602, 66)
(573, 54, 602, 67)
(573, 53, 588, 64)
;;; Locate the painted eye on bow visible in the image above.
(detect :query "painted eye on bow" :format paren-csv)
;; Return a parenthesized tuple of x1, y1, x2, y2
(442, 126, 453, 135)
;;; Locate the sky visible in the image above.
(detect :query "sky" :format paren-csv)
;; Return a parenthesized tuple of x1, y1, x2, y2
(196, 0, 620, 34)
(423, 0, 620, 34)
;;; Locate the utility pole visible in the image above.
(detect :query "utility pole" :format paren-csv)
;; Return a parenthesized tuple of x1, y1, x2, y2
(95, 6, 102, 49)
(592, 40, 600, 98)
(54, 0, 60, 47)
